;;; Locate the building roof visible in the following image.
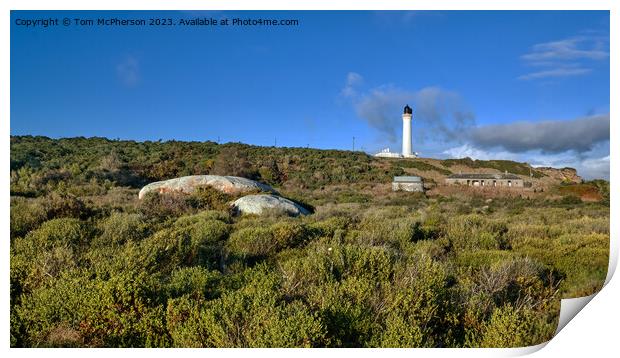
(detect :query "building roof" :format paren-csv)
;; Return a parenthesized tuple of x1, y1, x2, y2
(446, 173, 522, 180)
(393, 176, 422, 182)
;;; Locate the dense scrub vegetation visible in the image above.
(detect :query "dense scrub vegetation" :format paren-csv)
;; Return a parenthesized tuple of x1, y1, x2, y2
(10, 136, 609, 347)
(440, 158, 545, 178)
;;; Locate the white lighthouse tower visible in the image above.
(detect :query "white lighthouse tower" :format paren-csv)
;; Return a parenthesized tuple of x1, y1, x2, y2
(373, 104, 418, 158)
(402, 104, 413, 157)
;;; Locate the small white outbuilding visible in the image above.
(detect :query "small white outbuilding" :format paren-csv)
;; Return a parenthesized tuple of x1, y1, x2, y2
(392, 176, 424, 192)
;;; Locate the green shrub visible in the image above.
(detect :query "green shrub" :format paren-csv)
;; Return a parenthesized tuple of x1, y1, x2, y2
(512, 233, 609, 297)
(141, 219, 229, 272)
(39, 192, 89, 220)
(185, 186, 234, 211)
(306, 276, 379, 347)
(11, 242, 79, 299)
(15, 269, 170, 347)
(138, 192, 192, 219)
(14, 218, 90, 254)
(455, 250, 518, 269)
(445, 215, 509, 250)
(10, 194, 89, 239)
(167, 267, 221, 299)
(307, 216, 352, 238)
(477, 305, 553, 347)
(340, 245, 395, 281)
(410, 238, 450, 260)
(559, 195, 582, 205)
(166, 268, 327, 347)
(282, 241, 396, 284)
(95, 212, 149, 247)
(10, 197, 47, 239)
(174, 213, 230, 241)
(15, 273, 99, 347)
(228, 222, 311, 259)
(277, 239, 341, 297)
(376, 255, 455, 347)
(176, 210, 231, 224)
(348, 217, 410, 247)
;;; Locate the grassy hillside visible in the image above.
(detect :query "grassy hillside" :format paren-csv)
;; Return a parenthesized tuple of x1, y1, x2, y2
(9, 136, 609, 348)
(11, 135, 573, 197)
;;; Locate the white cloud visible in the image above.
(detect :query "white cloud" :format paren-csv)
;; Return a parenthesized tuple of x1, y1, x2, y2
(579, 155, 610, 180)
(518, 35, 608, 81)
(340, 72, 363, 98)
(116, 56, 140, 87)
(521, 36, 609, 62)
(517, 67, 591, 81)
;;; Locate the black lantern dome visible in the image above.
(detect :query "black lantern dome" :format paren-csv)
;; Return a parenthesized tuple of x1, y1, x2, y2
(404, 104, 413, 114)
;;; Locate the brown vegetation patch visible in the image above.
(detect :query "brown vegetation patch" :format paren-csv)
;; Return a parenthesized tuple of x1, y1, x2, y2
(556, 183, 603, 202)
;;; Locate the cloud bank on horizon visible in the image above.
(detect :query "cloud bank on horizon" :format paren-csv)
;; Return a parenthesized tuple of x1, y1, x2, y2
(467, 114, 609, 154)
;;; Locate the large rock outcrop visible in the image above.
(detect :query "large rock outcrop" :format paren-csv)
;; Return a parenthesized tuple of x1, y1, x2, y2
(535, 167, 582, 184)
(231, 194, 310, 217)
(138, 175, 275, 199)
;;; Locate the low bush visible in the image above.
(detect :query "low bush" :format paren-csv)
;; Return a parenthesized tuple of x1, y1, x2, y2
(227, 222, 312, 259)
(138, 192, 192, 219)
(15, 270, 170, 347)
(94, 212, 149, 247)
(140, 218, 229, 272)
(376, 255, 454, 347)
(185, 186, 233, 211)
(167, 266, 221, 299)
(166, 268, 328, 347)
(10, 193, 89, 239)
(477, 305, 553, 348)
(10, 197, 47, 239)
(445, 215, 510, 250)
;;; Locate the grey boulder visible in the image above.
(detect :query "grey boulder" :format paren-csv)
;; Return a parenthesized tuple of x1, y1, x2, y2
(231, 194, 310, 217)
(138, 175, 275, 199)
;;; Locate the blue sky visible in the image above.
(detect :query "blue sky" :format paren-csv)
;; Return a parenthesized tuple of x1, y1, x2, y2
(11, 10, 610, 178)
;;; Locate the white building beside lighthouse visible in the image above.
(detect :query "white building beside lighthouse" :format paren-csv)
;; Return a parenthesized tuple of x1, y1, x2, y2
(374, 104, 418, 158)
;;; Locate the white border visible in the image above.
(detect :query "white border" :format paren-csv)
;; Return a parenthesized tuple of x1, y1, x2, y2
(2, 1, 616, 357)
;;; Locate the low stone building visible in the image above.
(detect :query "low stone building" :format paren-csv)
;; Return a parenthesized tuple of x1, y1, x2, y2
(445, 173, 524, 188)
(392, 176, 424, 192)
